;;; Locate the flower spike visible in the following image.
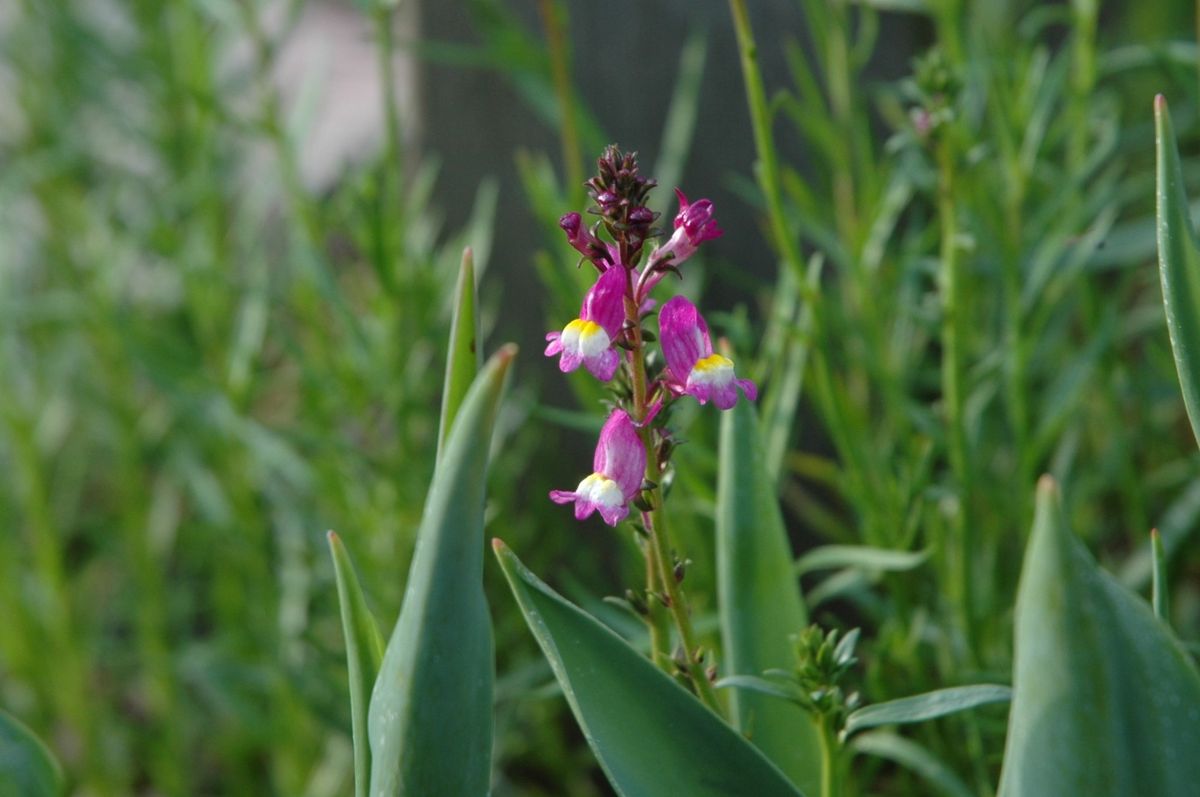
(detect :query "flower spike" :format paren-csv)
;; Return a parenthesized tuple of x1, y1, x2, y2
(550, 409, 647, 526)
(658, 295, 757, 410)
(545, 265, 627, 381)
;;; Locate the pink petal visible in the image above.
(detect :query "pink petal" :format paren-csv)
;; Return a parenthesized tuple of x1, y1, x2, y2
(593, 410, 646, 499)
(573, 499, 597, 521)
(687, 382, 714, 406)
(737, 378, 758, 402)
(709, 381, 739, 410)
(580, 264, 628, 340)
(584, 348, 620, 382)
(544, 331, 563, 356)
(597, 502, 630, 527)
(549, 489, 578, 505)
(558, 348, 582, 372)
(658, 295, 712, 383)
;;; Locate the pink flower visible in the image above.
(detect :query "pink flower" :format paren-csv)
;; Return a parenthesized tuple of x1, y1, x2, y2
(550, 409, 647, 526)
(658, 295, 756, 410)
(545, 265, 627, 381)
(654, 189, 723, 265)
(559, 212, 610, 266)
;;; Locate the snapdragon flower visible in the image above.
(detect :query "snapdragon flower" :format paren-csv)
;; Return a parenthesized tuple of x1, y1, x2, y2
(657, 189, 723, 264)
(550, 409, 646, 526)
(659, 295, 757, 410)
(545, 265, 626, 381)
(638, 189, 723, 297)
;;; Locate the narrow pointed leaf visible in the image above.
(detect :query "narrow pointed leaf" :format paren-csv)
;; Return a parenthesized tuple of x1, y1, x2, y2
(1155, 95, 1200, 450)
(368, 345, 515, 796)
(0, 709, 63, 797)
(718, 398, 822, 794)
(493, 540, 807, 797)
(795, 545, 930, 575)
(842, 685, 1011, 737)
(997, 477, 1200, 797)
(327, 531, 386, 797)
(437, 247, 481, 458)
(715, 674, 809, 705)
(1151, 529, 1169, 622)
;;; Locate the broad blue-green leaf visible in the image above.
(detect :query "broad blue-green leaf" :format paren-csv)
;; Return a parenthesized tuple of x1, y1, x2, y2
(1156, 94, 1200, 451)
(716, 398, 821, 795)
(493, 540, 807, 797)
(795, 545, 930, 575)
(327, 531, 386, 797)
(437, 247, 480, 458)
(997, 477, 1200, 797)
(368, 345, 515, 796)
(843, 685, 1011, 737)
(0, 709, 63, 797)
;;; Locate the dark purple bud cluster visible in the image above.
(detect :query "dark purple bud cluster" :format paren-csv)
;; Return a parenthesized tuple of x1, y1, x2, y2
(585, 145, 661, 265)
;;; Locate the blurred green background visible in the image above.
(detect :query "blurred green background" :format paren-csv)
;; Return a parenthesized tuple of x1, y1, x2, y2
(2, 0, 1200, 794)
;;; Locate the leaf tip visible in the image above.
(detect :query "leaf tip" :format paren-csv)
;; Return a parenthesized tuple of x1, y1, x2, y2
(1155, 93, 1168, 115)
(327, 529, 341, 549)
(1036, 474, 1059, 500)
(495, 342, 519, 363)
(1150, 527, 1160, 542)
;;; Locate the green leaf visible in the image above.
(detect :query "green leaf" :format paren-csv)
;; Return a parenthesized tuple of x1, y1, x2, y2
(1151, 527, 1170, 622)
(1155, 94, 1200, 451)
(437, 247, 480, 458)
(715, 674, 809, 705)
(368, 345, 516, 796)
(851, 731, 973, 797)
(795, 545, 930, 575)
(493, 540, 807, 797)
(997, 476, 1200, 797)
(0, 709, 63, 797)
(842, 685, 1011, 737)
(717, 398, 821, 794)
(327, 531, 386, 797)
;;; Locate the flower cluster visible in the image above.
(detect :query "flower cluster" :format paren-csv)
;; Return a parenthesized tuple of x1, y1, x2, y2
(547, 146, 755, 526)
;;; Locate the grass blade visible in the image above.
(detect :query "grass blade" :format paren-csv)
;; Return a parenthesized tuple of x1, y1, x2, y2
(997, 476, 1200, 797)
(368, 345, 516, 796)
(851, 731, 974, 797)
(0, 709, 63, 797)
(1155, 94, 1200, 450)
(795, 545, 930, 575)
(327, 531, 386, 797)
(717, 398, 822, 794)
(437, 247, 481, 458)
(493, 540, 807, 797)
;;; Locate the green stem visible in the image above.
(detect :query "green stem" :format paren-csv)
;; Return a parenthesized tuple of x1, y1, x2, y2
(937, 134, 976, 658)
(642, 528, 672, 670)
(624, 281, 722, 716)
(373, 3, 405, 292)
(646, 504, 723, 715)
(817, 714, 840, 797)
(538, 0, 584, 205)
(727, 0, 807, 288)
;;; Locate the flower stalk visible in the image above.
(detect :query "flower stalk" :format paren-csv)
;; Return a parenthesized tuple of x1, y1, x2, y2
(545, 146, 755, 715)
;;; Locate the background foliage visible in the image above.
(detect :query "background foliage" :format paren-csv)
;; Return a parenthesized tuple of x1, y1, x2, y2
(2, 0, 1199, 795)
